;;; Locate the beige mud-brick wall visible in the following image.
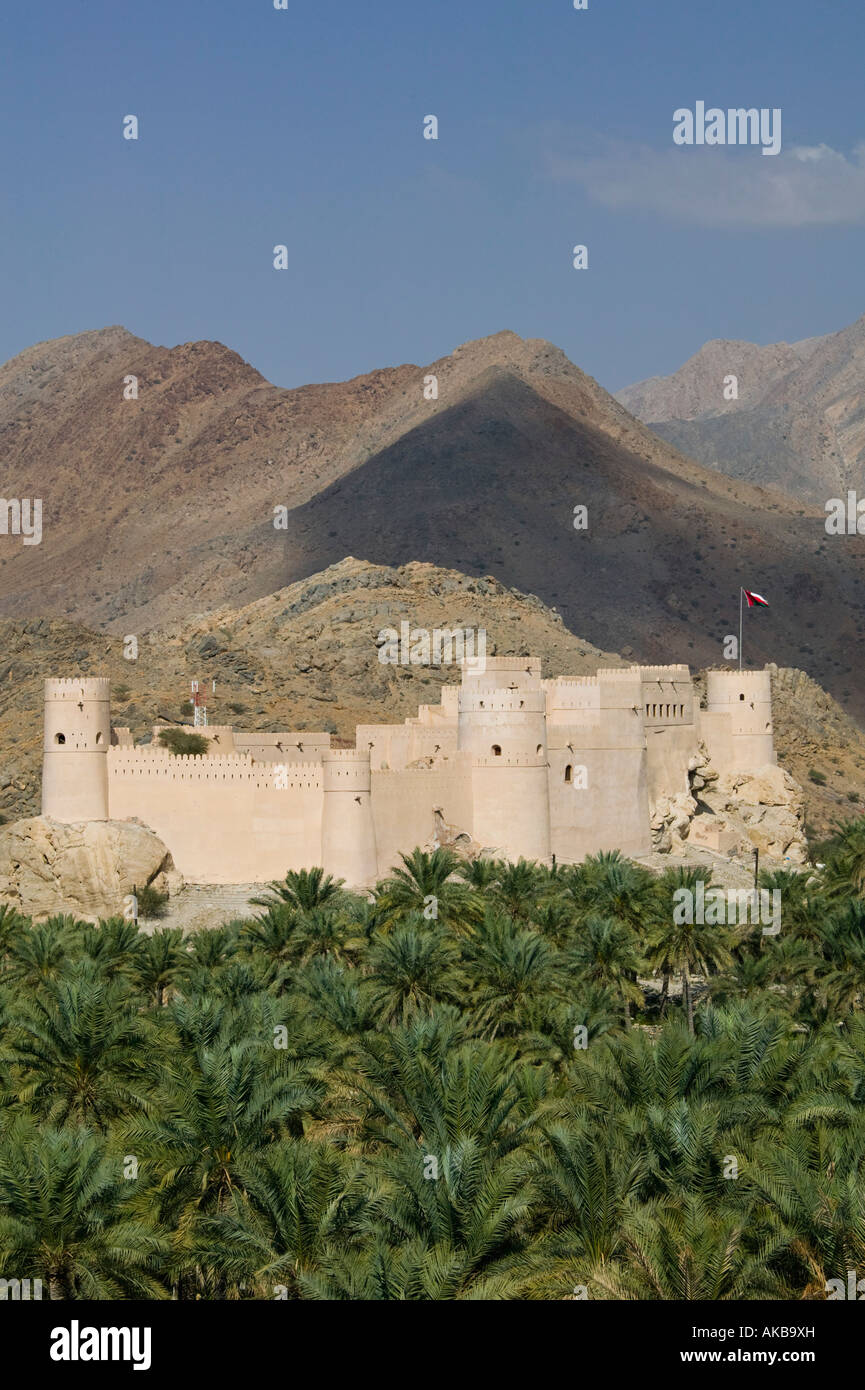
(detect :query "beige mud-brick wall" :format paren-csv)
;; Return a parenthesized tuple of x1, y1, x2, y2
(371, 758, 474, 876)
(232, 732, 331, 763)
(107, 751, 323, 882)
(43, 678, 111, 822)
(471, 756, 551, 864)
(357, 721, 458, 771)
(638, 666, 698, 803)
(544, 676, 601, 731)
(547, 731, 650, 861)
(461, 656, 543, 694)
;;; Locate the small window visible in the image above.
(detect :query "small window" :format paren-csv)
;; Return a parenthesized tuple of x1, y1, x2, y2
(95, 732, 103, 745)
(739, 693, 745, 701)
(55, 732, 65, 744)
(492, 744, 502, 757)
(564, 764, 572, 783)
(536, 744, 543, 755)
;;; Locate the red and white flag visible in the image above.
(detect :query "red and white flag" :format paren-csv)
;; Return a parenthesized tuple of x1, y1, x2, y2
(742, 589, 769, 608)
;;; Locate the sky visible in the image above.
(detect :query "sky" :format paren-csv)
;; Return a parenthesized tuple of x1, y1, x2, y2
(0, 0, 862, 392)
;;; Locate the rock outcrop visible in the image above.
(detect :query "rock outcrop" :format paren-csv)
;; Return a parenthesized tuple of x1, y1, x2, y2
(650, 749, 807, 864)
(0, 816, 181, 922)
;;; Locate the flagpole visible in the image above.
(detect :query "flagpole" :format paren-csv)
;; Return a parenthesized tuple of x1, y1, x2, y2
(739, 587, 743, 671)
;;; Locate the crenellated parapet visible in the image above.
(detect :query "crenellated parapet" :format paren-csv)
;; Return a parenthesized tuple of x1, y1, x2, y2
(45, 676, 111, 702)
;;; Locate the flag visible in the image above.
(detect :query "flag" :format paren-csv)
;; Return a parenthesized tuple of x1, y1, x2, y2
(743, 589, 769, 608)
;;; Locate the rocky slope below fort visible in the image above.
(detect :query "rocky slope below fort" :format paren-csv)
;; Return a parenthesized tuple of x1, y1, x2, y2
(2, 326, 865, 724)
(1, 558, 862, 845)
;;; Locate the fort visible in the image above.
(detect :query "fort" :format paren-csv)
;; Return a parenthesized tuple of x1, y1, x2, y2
(40, 660, 777, 888)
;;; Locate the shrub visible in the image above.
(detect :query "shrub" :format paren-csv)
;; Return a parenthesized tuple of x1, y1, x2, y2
(808, 768, 827, 786)
(227, 702, 248, 715)
(136, 884, 169, 920)
(158, 728, 209, 756)
(180, 700, 194, 718)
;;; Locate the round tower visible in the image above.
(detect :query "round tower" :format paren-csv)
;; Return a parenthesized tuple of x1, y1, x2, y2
(320, 749, 378, 888)
(705, 670, 775, 769)
(42, 677, 111, 822)
(458, 688, 551, 864)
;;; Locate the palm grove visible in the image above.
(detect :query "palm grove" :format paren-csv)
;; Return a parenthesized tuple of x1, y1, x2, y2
(3, 820, 865, 1300)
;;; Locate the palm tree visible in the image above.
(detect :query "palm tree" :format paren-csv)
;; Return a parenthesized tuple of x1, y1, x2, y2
(564, 915, 644, 1028)
(5, 916, 75, 988)
(461, 911, 562, 1037)
(585, 1194, 785, 1299)
(6, 961, 150, 1128)
(491, 859, 545, 922)
(124, 1032, 325, 1229)
(374, 849, 480, 933)
(189, 1140, 368, 1298)
(251, 866, 344, 913)
(364, 921, 461, 1025)
(0, 1119, 168, 1299)
(0, 903, 27, 969)
(648, 869, 732, 1033)
(131, 927, 187, 1007)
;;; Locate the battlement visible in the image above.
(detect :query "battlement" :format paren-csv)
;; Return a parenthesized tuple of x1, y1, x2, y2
(544, 676, 599, 687)
(107, 748, 323, 789)
(472, 753, 547, 767)
(597, 668, 643, 682)
(45, 677, 110, 701)
(637, 665, 692, 681)
(706, 668, 771, 686)
(321, 748, 370, 762)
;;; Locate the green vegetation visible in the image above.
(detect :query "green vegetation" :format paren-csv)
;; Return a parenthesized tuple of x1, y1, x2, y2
(808, 767, 828, 785)
(157, 728, 209, 757)
(135, 884, 169, 921)
(3, 831, 865, 1300)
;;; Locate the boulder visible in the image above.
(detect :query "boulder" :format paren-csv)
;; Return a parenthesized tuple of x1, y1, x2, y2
(0, 816, 181, 922)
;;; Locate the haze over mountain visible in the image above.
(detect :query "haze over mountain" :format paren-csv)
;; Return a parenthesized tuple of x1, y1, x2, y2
(616, 312, 865, 505)
(2, 325, 865, 724)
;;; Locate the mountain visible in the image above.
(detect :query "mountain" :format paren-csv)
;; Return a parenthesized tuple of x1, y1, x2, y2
(1, 558, 861, 843)
(616, 313, 865, 503)
(3, 326, 865, 724)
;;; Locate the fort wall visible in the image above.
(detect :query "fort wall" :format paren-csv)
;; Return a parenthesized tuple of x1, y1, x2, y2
(371, 757, 474, 877)
(106, 750, 322, 883)
(42, 658, 779, 888)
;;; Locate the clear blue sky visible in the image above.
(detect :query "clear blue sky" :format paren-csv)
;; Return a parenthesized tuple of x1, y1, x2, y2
(1, 0, 862, 390)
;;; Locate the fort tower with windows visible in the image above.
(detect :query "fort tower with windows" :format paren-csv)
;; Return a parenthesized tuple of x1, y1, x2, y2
(42, 678, 111, 822)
